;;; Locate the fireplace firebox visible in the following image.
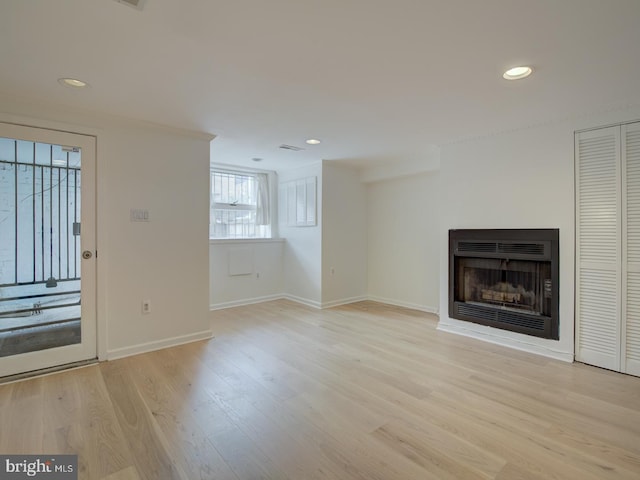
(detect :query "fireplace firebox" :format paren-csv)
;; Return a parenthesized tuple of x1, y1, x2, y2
(449, 229, 559, 340)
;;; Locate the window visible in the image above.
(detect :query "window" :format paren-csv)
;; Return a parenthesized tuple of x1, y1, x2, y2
(210, 169, 271, 239)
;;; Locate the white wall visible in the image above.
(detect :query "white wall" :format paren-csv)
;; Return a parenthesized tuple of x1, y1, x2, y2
(366, 171, 440, 312)
(209, 239, 284, 309)
(0, 95, 213, 360)
(278, 162, 323, 307)
(101, 126, 212, 358)
(321, 162, 368, 307)
(210, 161, 367, 310)
(207, 167, 283, 308)
(438, 106, 640, 362)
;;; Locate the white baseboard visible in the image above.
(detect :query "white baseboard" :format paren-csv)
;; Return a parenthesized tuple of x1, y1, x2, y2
(210, 294, 325, 311)
(322, 295, 369, 309)
(210, 294, 323, 310)
(210, 294, 284, 311)
(367, 295, 439, 314)
(209, 293, 438, 312)
(210, 294, 369, 311)
(106, 330, 213, 361)
(281, 294, 322, 309)
(437, 321, 574, 363)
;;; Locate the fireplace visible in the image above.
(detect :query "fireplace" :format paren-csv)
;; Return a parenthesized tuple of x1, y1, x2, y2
(449, 229, 559, 340)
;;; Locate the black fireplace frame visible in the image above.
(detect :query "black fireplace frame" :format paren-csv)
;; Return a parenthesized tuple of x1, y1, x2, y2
(449, 229, 559, 340)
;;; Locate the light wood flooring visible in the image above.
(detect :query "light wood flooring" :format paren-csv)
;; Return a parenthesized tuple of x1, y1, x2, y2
(1, 300, 640, 479)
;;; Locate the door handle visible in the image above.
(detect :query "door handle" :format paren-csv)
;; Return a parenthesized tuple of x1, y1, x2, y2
(82, 250, 93, 259)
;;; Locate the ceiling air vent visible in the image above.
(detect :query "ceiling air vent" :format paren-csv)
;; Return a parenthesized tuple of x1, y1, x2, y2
(279, 144, 305, 152)
(113, 0, 146, 11)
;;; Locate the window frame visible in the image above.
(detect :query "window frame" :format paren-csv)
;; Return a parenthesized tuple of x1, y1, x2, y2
(209, 165, 274, 240)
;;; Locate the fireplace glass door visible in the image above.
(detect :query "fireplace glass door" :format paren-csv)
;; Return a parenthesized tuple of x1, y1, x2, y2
(455, 258, 552, 317)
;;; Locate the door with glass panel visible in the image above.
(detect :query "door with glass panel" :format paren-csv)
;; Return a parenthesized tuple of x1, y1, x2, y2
(0, 123, 96, 377)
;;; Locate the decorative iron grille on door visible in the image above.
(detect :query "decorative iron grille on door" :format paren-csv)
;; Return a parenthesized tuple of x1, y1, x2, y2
(0, 138, 81, 287)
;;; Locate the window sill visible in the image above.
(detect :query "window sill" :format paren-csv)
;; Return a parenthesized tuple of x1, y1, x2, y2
(209, 238, 285, 245)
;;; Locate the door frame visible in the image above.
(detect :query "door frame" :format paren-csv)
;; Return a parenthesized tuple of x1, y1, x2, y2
(0, 121, 98, 377)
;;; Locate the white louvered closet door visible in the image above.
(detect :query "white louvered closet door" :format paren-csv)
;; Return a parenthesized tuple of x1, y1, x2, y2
(623, 122, 640, 376)
(576, 126, 621, 371)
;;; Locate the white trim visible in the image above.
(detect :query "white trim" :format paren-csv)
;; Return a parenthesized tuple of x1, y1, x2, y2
(282, 294, 322, 309)
(575, 117, 640, 134)
(213, 294, 322, 311)
(367, 295, 439, 314)
(0, 361, 97, 386)
(106, 330, 213, 361)
(210, 294, 285, 311)
(437, 320, 574, 363)
(210, 238, 284, 245)
(211, 162, 275, 175)
(210, 294, 370, 311)
(209, 294, 437, 312)
(322, 295, 369, 309)
(0, 93, 214, 142)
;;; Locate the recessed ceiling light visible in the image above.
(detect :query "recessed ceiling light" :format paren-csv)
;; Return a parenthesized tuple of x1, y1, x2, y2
(305, 138, 321, 145)
(503, 66, 533, 80)
(58, 78, 89, 88)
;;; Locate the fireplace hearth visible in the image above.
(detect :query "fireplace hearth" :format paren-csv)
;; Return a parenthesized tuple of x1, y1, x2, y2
(449, 229, 559, 340)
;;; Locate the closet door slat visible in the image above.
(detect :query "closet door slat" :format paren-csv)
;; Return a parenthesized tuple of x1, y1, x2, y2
(576, 126, 621, 371)
(623, 122, 640, 375)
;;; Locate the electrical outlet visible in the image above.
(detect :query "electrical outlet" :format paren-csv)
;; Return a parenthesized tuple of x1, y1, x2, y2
(142, 300, 151, 314)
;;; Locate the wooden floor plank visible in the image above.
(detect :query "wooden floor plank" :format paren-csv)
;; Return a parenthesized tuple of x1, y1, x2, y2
(1, 377, 44, 453)
(100, 361, 187, 480)
(122, 351, 240, 480)
(42, 366, 134, 479)
(98, 466, 141, 480)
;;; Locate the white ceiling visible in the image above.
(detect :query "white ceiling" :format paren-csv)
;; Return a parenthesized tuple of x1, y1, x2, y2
(1, 0, 640, 171)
